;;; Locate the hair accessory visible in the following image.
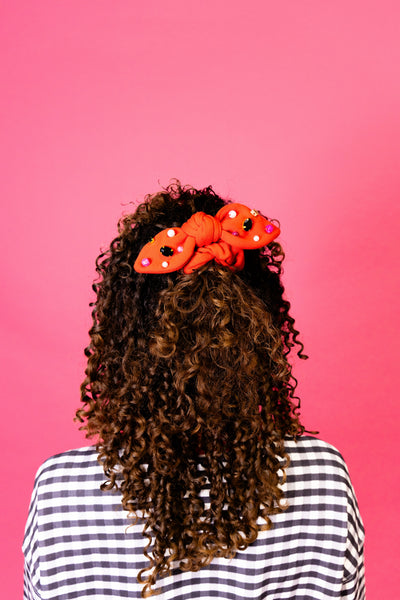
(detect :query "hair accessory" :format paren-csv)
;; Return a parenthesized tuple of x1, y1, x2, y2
(134, 203, 280, 274)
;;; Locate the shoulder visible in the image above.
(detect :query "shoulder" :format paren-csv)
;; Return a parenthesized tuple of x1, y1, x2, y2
(284, 435, 349, 468)
(38, 444, 98, 466)
(36, 444, 99, 472)
(283, 435, 355, 495)
(33, 445, 102, 492)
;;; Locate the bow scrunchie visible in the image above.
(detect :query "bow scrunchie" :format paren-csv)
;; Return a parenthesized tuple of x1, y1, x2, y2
(133, 203, 280, 274)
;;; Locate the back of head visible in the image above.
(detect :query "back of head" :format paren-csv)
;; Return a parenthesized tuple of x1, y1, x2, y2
(76, 180, 308, 597)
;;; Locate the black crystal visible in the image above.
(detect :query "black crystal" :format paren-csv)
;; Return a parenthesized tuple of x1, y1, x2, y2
(243, 218, 253, 231)
(160, 246, 174, 256)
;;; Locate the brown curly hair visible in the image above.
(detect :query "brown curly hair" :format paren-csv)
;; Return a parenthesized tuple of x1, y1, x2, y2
(76, 181, 309, 597)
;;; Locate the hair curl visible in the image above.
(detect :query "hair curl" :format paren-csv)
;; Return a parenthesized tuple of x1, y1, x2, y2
(76, 180, 309, 597)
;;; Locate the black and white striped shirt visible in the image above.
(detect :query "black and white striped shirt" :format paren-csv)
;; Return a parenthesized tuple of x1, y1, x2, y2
(23, 436, 365, 599)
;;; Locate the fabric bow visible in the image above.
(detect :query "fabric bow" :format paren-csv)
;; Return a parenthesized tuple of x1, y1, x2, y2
(133, 203, 280, 274)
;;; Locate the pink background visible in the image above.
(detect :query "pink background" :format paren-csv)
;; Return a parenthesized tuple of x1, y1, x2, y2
(1, 1, 399, 597)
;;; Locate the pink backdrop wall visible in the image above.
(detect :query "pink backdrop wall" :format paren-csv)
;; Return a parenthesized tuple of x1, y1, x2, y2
(1, 1, 399, 597)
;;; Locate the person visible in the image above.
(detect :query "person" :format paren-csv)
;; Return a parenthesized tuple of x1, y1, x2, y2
(23, 181, 365, 599)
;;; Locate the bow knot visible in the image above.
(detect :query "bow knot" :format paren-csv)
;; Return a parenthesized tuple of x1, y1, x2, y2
(181, 212, 222, 247)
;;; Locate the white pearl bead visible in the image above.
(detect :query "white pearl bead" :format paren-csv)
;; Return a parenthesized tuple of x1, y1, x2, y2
(167, 229, 175, 237)
(253, 235, 260, 242)
(228, 210, 237, 218)
(161, 261, 169, 268)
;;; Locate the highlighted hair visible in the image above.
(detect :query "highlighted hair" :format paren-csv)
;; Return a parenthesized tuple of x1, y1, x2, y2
(76, 181, 308, 597)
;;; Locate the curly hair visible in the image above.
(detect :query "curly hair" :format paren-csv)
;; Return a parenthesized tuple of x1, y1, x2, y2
(76, 180, 309, 597)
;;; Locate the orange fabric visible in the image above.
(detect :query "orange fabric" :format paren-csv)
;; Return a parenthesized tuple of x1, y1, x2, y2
(181, 212, 222, 247)
(133, 203, 280, 274)
(184, 240, 244, 273)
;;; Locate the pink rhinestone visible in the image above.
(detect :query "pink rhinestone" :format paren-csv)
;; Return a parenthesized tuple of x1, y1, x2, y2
(141, 258, 151, 267)
(177, 245, 184, 253)
(265, 224, 274, 233)
(232, 231, 239, 236)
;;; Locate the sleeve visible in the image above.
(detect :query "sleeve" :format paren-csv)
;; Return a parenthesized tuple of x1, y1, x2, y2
(341, 466, 366, 599)
(22, 469, 43, 600)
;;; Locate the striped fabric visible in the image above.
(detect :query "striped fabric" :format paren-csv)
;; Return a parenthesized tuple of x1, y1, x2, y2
(23, 436, 365, 599)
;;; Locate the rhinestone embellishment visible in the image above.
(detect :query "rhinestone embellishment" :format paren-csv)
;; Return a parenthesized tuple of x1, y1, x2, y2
(242, 218, 253, 231)
(160, 246, 174, 256)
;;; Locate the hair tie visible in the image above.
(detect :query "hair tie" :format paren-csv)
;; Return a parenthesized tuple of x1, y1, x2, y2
(133, 203, 280, 274)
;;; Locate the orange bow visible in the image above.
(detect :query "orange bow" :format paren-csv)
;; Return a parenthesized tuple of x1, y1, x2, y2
(133, 203, 280, 274)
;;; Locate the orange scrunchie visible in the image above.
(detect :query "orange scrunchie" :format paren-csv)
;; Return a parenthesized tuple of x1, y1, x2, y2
(134, 203, 280, 274)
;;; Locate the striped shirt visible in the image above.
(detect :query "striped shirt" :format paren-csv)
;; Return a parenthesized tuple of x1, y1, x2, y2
(23, 436, 365, 599)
